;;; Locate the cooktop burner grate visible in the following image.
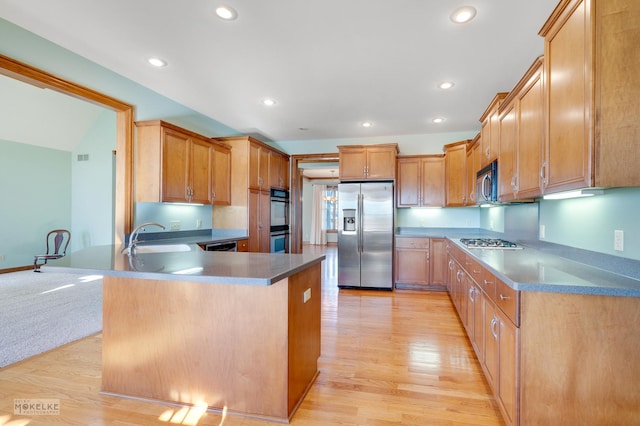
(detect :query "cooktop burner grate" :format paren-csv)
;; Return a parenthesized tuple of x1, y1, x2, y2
(459, 238, 523, 249)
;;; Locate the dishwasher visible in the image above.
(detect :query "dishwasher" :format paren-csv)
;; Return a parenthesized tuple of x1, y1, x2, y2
(203, 241, 237, 252)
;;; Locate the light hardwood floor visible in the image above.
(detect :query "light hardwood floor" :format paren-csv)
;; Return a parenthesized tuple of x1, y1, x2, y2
(0, 245, 503, 425)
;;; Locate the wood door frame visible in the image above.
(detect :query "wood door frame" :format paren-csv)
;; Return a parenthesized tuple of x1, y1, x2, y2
(0, 53, 135, 247)
(289, 153, 339, 253)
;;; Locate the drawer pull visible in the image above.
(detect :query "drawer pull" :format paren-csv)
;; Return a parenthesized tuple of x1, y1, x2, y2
(483, 279, 493, 286)
(499, 294, 510, 300)
(473, 269, 481, 274)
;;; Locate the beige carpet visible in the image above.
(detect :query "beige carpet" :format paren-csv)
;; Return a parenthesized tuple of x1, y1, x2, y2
(0, 270, 102, 367)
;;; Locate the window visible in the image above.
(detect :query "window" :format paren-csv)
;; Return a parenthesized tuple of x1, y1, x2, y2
(323, 185, 338, 231)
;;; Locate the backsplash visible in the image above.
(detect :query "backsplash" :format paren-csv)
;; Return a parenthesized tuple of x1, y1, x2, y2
(134, 202, 212, 232)
(396, 207, 480, 229)
(538, 187, 640, 261)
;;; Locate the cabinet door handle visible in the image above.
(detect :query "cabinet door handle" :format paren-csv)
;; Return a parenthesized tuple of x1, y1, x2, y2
(499, 294, 511, 300)
(490, 316, 498, 339)
(540, 161, 548, 187)
(448, 260, 454, 270)
(473, 269, 481, 274)
(469, 286, 475, 302)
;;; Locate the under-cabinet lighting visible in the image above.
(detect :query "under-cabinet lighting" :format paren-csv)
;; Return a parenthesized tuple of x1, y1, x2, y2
(173, 267, 204, 275)
(542, 188, 605, 200)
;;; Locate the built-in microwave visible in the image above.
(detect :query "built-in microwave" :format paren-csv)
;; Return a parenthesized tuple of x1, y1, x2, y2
(476, 160, 498, 205)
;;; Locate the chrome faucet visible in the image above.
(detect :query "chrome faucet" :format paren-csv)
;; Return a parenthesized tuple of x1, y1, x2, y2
(126, 222, 165, 254)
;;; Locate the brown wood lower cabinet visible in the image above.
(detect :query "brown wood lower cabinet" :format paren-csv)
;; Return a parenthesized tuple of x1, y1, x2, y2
(446, 239, 640, 426)
(395, 237, 447, 291)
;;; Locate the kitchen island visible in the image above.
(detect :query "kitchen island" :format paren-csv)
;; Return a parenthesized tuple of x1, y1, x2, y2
(46, 245, 325, 423)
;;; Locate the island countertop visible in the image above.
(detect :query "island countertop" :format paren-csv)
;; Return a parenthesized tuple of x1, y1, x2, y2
(44, 244, 325, 286)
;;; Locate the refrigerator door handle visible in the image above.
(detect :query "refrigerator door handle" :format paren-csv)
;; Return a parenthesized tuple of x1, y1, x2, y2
(358, 193, 363, 253)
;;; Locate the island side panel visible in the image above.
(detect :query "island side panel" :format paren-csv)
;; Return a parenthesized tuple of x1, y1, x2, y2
(102, 276, 290, 420)
(520, 291, 640, 425)
(287, 262, 322, 416)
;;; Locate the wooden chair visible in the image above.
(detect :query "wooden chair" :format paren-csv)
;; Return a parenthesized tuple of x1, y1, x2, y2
(33, 229, 71, 272)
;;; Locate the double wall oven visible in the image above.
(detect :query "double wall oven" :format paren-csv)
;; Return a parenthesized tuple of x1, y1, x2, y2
(269, 188, 289, 253)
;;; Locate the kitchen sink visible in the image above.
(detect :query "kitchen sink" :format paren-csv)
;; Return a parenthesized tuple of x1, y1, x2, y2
(134, 244, 192, 253)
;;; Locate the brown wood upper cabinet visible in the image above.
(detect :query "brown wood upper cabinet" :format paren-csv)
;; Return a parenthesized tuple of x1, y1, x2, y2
(479, 93, 508, 168)
(498, 57, 545, 202)
(338, 143, 398, 181)
(396, 155, 445, 207)
(466, 134, 481, 205)
(444, 140, 469, 206)
(539, 0, 640, 192)
(135, 120, 230, 205)
(210, 141, 232, 205)
(269, 150, 290, 190)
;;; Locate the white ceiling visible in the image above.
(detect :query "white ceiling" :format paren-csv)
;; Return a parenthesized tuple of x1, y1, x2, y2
(0, 0, 559, 144)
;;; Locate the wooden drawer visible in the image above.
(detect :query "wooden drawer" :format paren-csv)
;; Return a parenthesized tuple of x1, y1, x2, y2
(480, 268, 497, 302)
(464, 254, 483, 284)
(395, 237, 429, 249)
(237, 238, 249, 252)
(495, 277, 519, 326)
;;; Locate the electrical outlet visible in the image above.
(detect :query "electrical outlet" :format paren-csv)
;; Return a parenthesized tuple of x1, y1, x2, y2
(539, 224, 546, 239)
(303, 288, 311, 303)
(170, 220, 181, 231)
(0, 254, 5, 261)
(614, 230, 624, 251)
(196, 219, 202, 229)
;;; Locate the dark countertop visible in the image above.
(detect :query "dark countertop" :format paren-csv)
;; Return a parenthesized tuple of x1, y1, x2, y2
(396, 227, 640, 297)
(43, 244, 324, 286)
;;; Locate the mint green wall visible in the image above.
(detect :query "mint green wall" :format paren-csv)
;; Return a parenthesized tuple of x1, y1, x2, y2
(72, 110, 116, 250)
(397, 207, 480, 229)
(539, 187, 640, 260)
(0, 140, 71, 268)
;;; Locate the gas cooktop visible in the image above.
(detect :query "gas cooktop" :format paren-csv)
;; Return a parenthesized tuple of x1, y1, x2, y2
(459, 238, 523, 250)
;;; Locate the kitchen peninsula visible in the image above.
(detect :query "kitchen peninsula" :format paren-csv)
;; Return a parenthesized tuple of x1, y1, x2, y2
(46, 244, 325, 423)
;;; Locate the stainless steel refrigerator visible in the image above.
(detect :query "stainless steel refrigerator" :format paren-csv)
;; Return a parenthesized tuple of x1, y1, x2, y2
(338, 182, 394, 289)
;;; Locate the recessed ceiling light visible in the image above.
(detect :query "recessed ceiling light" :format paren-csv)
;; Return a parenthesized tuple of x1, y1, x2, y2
(147, 57, 167, 68)
(262, 98, 276, 106)
(432, 117, 446, 124)
(361, 121, 373, 128)
(216, 5, 237, 20)
(439, 81, 455, 90)
(450, 6, 477, 24)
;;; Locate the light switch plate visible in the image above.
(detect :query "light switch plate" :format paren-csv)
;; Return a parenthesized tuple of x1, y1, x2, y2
(303, 288, 311, 303)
